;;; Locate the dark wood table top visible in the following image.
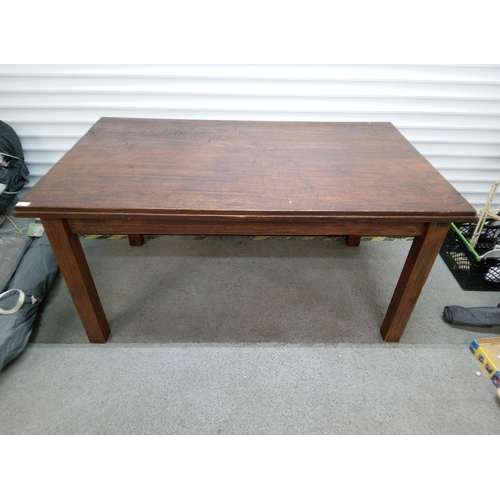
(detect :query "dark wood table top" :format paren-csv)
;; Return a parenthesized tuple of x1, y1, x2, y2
(15, 117, 476, 221)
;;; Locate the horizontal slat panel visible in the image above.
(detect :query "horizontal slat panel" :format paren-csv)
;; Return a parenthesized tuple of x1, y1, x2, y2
(23, 150, 66, 164)
(11, 122, 93, 137)
(399, 127, 500, 142)
(3, 93, 500, 113)
(462, 194, 500, 207)
(1, 64, 499, 82)
(21, 137, 80, 150)
(413, 142, 500, 156)
(450, 181, 500, 193)
(1, 76, 500, 99)
(426, 156, 500, 170)
(22, 164, 49, 177)
(2, 64, 500, 212)
(440, 170, 500, 183)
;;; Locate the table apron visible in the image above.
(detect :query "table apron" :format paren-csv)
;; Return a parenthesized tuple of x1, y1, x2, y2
(63, 216, 434, 236)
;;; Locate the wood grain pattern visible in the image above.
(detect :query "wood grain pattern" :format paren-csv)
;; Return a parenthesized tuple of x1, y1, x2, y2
(42, 218, 110, 343)
(15, 118, 476, 221)
(66, 216, 429, 236)
(380, 222, 450, 342)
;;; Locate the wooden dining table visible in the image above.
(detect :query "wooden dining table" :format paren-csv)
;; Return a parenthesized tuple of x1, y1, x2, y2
(14, 117, 477, 343)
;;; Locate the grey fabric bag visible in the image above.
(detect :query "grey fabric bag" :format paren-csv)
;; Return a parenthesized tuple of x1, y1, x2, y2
(0, 213, 33, 291)
(0, 234, 59, 370)
(0, 121, 59, 370)
(443, 304, 500, 328)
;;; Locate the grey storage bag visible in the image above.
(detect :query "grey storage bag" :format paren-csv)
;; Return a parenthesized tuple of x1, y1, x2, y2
(443, 304, 500, 328)
(0, 234, 59, 370)
(0, 215, 33, 292)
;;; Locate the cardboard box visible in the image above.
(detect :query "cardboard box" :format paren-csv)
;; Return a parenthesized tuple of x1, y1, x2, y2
(470, 338, 500, 390)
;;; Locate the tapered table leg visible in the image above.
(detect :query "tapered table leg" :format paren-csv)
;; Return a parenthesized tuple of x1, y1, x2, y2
(381, 222, 449, 342)
(42, 218, 110, 343)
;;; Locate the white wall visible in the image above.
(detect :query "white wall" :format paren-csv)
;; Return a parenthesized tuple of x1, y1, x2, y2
(1, 64, 499, 211)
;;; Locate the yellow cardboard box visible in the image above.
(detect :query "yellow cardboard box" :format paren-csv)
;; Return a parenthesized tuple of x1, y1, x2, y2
(470, 338, 500, 398)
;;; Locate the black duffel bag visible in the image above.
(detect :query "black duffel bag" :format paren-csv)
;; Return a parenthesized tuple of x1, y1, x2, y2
(0, 120, 30, 213)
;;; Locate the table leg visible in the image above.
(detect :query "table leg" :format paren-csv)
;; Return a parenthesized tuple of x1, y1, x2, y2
(42, 218, 110, 343)
(346, 235, 361, 246)
(380, 222, 449, 342)
(128, 234, 144, 246)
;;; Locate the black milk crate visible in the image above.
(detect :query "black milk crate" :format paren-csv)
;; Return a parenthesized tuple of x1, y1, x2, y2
(440, 222, 500, 291)
(453, 221, 500, 253)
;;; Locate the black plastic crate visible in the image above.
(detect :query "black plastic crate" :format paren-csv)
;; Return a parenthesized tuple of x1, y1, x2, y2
(440, 222, 500, 291)
(454, 221, 500, 253)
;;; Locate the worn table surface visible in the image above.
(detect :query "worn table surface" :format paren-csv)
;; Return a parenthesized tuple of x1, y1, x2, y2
(14, 118, 477, 344)
(16, 118, 475, 220)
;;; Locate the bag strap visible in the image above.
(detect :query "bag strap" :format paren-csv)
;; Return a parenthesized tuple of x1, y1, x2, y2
(0, 289, 25, 314)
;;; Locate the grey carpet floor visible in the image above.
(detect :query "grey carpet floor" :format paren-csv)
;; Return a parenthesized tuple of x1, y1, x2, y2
(1, 236, 500, 434)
